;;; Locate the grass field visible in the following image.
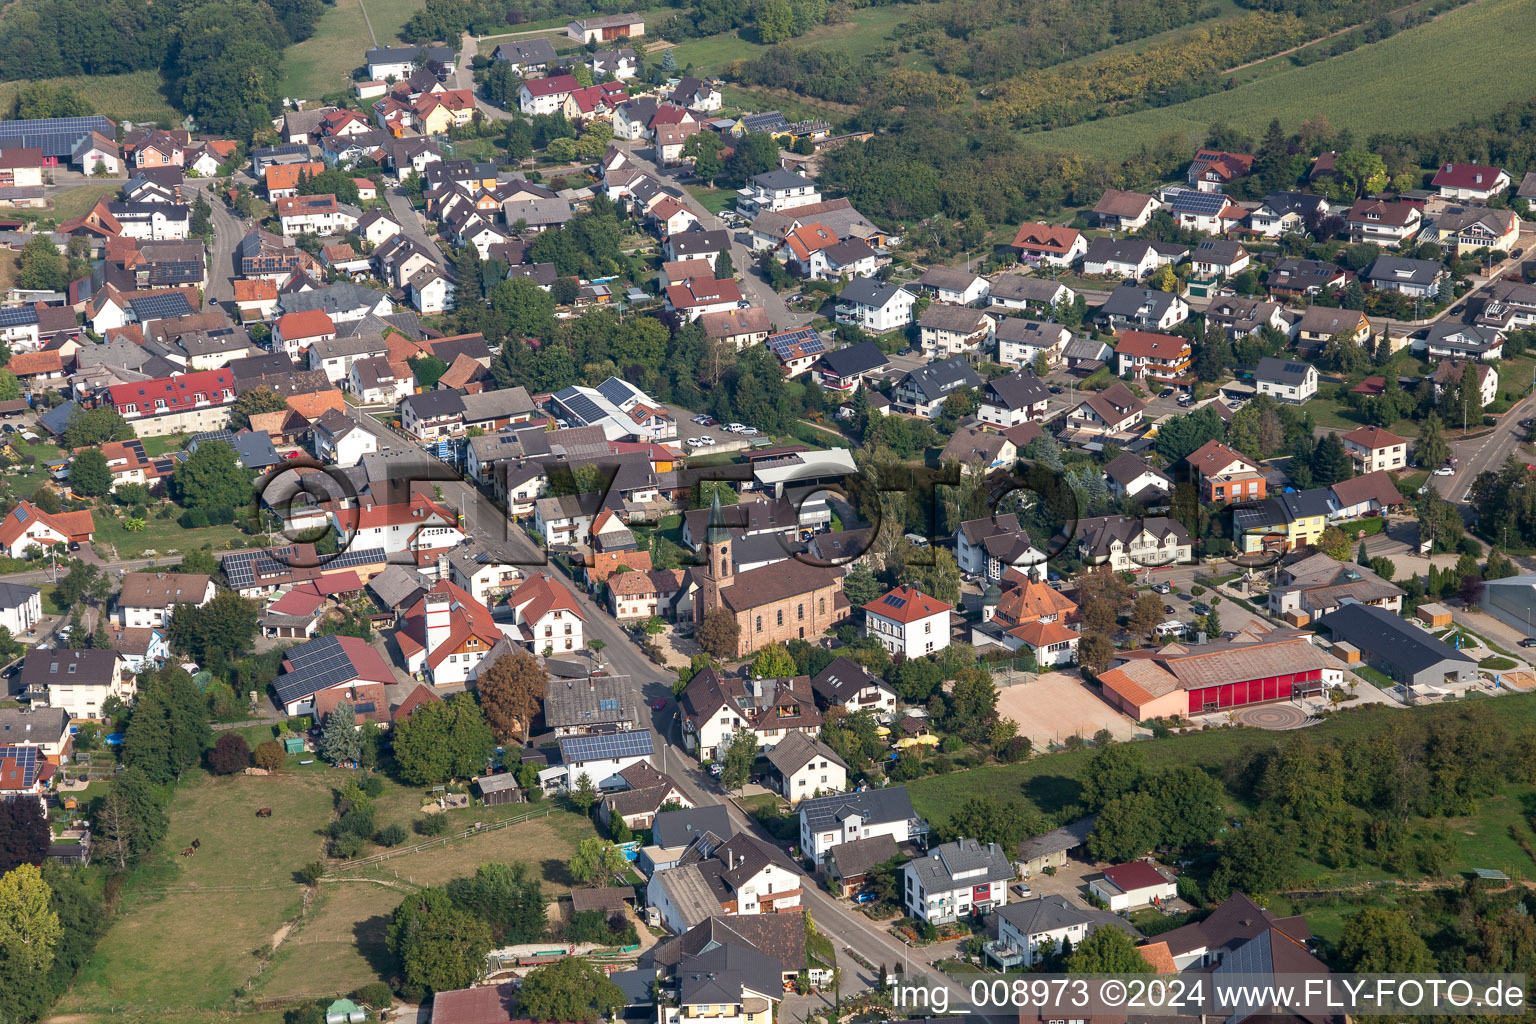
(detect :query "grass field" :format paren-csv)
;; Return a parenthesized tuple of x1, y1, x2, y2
(280, 0, 426, 101)
(90, 511, 253, 561)
(60, 763, 601, 1022)
(667, 4, 930, 76)
(0, 71, 177, 125)
(49, 183, 124, 222)
(1013, 0, 1536, 161)
(907, 689, 1536, 883)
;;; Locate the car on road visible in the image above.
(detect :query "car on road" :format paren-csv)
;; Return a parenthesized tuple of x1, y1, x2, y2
(1433, 466, 1455, 476)
(708, 763, 723, 777)
(1049, 385, 1063, 394)
(651, 698, 669, 710)
(1521, 419, 1534, 429)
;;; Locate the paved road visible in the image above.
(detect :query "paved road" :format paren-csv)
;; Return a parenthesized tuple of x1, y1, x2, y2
(384, 186, 452, 272)
(612, 142, 816, 333)
(456, 32, 517, 124)
(184, 179, 248, 310)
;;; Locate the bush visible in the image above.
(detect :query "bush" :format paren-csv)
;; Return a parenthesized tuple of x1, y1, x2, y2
(330, 833, 366, 858)
(298, 860, 326, 884)
(253, 740, 285, 771)
(939, 735, 964, 753)
(208, 732, 252, 774)
(332, 806, 375, 840)
(179, 509, 209, 528)
(352, 982, 392, 1011)
(415, 815, 449, 836)
(374, 824, 408, 847)
(360, 775, 384, 798)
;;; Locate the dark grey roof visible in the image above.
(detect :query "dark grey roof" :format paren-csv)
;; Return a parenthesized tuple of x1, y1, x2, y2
(1099, 283, 1182, 318)
(20, 648, 120, 687)
(279, 281, 389, 318)
(984, 368, 1050, 410)
(1316, 602, 1477, 673)
(1425, 322, 1503, 353)
(764, 731, 847, 775)
(818, 340, 887, 379)
(367, 44, 453, 64)
(837, 277, 908, 308)
(751, 169, 815, 191)
(1103, 453, 1169, 489)
(919, 302, 990, 333)
(799, 786, 914, 832)
(666, 229, 731, 258)
(0, 706, 67, 744)
(906, 838, 1014, 891)
(896, 355, 983, 403)
(1255, 356, 1313, 386)
(828, 833, 900, 879)
(995, 893, 1137, 939)
(543, 674, 637, 729)
(1083, 237, 1155, 265)
(0, 581, 40, 609)
(1364, 255, 1444, 287)
(654, 805, 734, 849)
(1258, 191, 1328, 217)
(1195, 238, 1247, 264)
(808, 656, 891, 704)
(988, 274, 1067, 303)
(402, 389, 465, 420)
(493, 38, 557, 65)
(676, 942, 784, 1006)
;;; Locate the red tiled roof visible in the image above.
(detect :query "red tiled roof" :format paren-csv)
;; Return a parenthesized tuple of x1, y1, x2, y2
(1340, 425, 1406, 449)
(276, 309, 336, 340)
(523, 74, 579, 98)
(0, 501, 95, 549)
(1431, 163, 1506, 190)
(1010, 222, 1081, 254)
(107, 369, 235, 417)
(1101, 861, 1172, 893)
(863, 585, 949, 623)
(1114, 330, 1188, 359)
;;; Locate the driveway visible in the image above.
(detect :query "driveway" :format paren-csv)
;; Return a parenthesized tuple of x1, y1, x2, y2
(455, 31, 516, 123)
(612, 142, 815, 334)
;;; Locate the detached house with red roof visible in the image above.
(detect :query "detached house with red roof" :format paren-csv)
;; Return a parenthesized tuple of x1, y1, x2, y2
(0, 501, 95, 558)
(329, 494, 465, 557)
(1187, 149, 1254, 192)
(1089, 862, 1178, 911)
(107, 368, 236, 436)
(1113, 330, 1192, 388)
(1431, 163, 1511, 202)
(272, 309, 338, 360)
(863, 585, 950, 658)
(1009, 223, 1086, 267)
(664, 277, 744, 321)
(396, 580, 506, 687)
(1186, 440, 1266, 503)
(1340, 425, 1408, 474)
(519, 74, 580, 115)
(506, 572, 586, 655)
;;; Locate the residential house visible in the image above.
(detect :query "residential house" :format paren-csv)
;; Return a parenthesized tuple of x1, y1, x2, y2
(272, 309, 337, 360)
(739, 169, 821, 214)
(1187, 149, 1253, 191)
(544, 673, 637, 737)
(917, 304, 995, 359)
(1099, 285, 1189, 333)
(994, 319, 1070, 370)
(1346, 199, 1422, 246)
(1191, 239, 1251, 279)
(1254, 357, 1317, 404)
(834, 278, 915, 333)
(505, 572, 586, 655)
(1268, 552, 1403, 625)
(807, 656, 897, 716)
(1232, 488, 1335, 554)
(1062, 381, 1145, 437)
(1328, 470, 1406, 520)
(1187, 440, 1266, 503)
(115, 572, 215, 628)
(348, 356, 410, 405)
(1340, 425, 1408, 473)
(1103, 453, 1172, 502)
(0, 582, 41, 637)
(977, 368, 1050, 427)
(863, 585, 951, 658)
(394, 581, 505, 687)
(607, 567, 688, 622)
(1083, 236, 1167, 277)
(400, 389, 465, 440)
(1296, 306, 1371, 350)
(1089, 862, 1178, 911)
(798, 786, 917, 863)
(492, 37, 557, 73)
(1010, 223, 1086, 267)
(1168, 189, 1247, 234)
(1205, 296, 1291, 340)
(1070, 515, 1192, 571)
(916, 266, 989, 306)
(816, 341, 888, 394)
(1433, 359, 1499, 409)
(1423, 322, 1504, 362)
(275, 194, 359, 237)
(664, 277, 744, 321)
(700, 307, 772, 350)
(765, 732, 847, 804)
(1248, 192, 1329, 237)
(106, 368, 236, 437)
(20, 648, 129, 720)
(312, 409, 378, 467)
(988, 895, 1135, 969)
(0, 501, 94, 557)
(891, 355, 984, 418)
(678, 664, 822, 758)
(1268, 258, 1349, 297)
(1431, 163, 1511, 202)
(1113, 329, 1191, 387)
(1428, 206, 1521, 254)
(987, 274, 1073, 313)
(598, 761, 691, 830)
(903, 839, 1013, 924)
(939, 425, 1017, 476)
(1364, 255, 1445, 297)
(1091, 189, 1160, 231)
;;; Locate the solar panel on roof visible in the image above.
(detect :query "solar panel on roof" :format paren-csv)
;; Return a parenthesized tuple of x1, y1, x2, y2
(1172, 190, 1231, 215)
(14, 507, 27, 522)
(0, 306, 39, 328)
(0, 744, 40, 785)
(560, 731, 654, 762)
(563, 393, 607, 424)
(130, 293, 195, 324)
(768, 328, 827, 360)
(595, 377, 638, 406)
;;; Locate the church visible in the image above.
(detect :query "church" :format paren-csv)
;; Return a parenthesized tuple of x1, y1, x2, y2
(693, 494, 849, 656)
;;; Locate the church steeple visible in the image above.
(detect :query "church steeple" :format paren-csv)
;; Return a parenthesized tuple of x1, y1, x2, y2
(704, 490, 733, 586)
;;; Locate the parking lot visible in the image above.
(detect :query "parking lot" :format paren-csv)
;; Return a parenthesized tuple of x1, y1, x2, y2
(664, 403, 762, 454)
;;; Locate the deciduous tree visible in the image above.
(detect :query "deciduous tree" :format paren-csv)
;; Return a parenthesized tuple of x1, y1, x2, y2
(476, 649, 548, 742)
(696, 608, 741, 659)
(0, 799, 49, 874)
(519, 953, 626, 1023)
(570, 837, 627, 886)
(208, 732, 251, 774)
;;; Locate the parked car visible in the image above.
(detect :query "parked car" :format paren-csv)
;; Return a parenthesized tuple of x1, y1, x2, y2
(726, 423, 748, 433)
(853, 890, 877, 904)
(1521, 639, 1536, 649)
(1433, 467, 1455, 476)
(1192, 602, 1210, 615)
(738, 426, 759, 436)
(1152, 582, 1172, 594)
(686, 436, 713, 448)
(651, 698, 669, 710)
(1012, 883, 1032, 898)
(691, 414, 710, 424)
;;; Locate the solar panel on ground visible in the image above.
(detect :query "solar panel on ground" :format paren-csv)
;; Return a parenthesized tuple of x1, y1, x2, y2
(130, 293, 195, 324)
(559, 731, 654, 762)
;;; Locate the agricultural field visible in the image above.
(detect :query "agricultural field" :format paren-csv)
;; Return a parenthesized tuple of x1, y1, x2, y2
(1011, 0, 1536, 161)
(279, 0, 425, 101)
(57, 763, 600, 1023)
(665, 4, 934, 76)
(0, 71, 177, 126)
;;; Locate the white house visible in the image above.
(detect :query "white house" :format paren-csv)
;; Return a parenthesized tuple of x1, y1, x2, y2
(396, 582, 506, 688)
(506, 572, 586, 655)
(115, 572, 216, 628)
(331, 496, 465, 557)
(989, 896, 1135, 968)
(765, 732, 847, 804)
(275, 194, 359, 237)
(995, 319, 1070, 370)
(835, 279, 916, 333)
(903, 839, 1014, 924)
(739, 169, 821, 214)
(1431, 163, 1512, 202)
(20, 649, 130, 721)
(0, 582, 42, 637)
(1340, 425, 1409, 474)
(311, 409, 378, 467)
(549, 730, 653, 791)
(1253, 357, 1318, 404)
(1088, 862, 1177, 912)
(862, 585, 950, 657)
(977, 368, 1050, 427)
(799, 786, 916, 864)
(917, 266, 989, 306)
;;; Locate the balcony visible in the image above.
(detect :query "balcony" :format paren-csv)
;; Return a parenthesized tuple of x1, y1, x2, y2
(985, 940, 1026, 968)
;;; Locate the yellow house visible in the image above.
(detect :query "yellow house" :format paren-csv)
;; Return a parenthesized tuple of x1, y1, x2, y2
(1428, 206, 1521, 255)
(1234, 488, 1332, 555)
(416, 104, 457, 137)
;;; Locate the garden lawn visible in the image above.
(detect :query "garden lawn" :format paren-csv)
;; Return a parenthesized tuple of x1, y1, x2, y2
(49, 183, 125, 222)
(57, 771, 336, 1021)
(279, 0, 425, 101)
(90, 512, 253, 560)
(1012, 0, 1536, 162)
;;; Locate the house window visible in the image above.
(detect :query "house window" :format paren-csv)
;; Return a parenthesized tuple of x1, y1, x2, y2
(777, 609, 783, 626)
(756, 616, 763, 631)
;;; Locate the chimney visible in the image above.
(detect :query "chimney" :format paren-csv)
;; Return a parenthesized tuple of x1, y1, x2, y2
(424, 591, 452, 654)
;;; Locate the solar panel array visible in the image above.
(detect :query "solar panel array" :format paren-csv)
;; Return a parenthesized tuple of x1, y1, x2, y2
(0, 306, 39, 328)
(767, 328, 827, 361)
(130, 293, 195, 324)
(1171, 190, 1231, 215)
(0, 744, 40, 785)
(0, 115, 113, 158)
(222, 544, 386, 590)
(558, 390, 608, 424)
(596, 377, 639, 407)
(275, 635, 357, 704)
(560, 730, 654, 763)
